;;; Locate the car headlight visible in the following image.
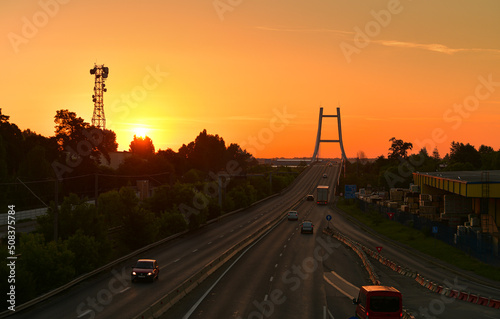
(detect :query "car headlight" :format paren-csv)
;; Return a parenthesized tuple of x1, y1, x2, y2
(132, 272, 136, 275)
(148, 272, 152, 276)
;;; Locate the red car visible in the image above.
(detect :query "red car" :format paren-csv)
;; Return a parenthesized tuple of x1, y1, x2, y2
(131, 259, 159, 282)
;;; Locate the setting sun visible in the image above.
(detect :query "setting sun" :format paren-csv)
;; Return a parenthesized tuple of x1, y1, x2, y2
(134, 127, 148, 138)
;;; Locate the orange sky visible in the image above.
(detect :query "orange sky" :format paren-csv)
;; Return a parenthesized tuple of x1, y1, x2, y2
(1, 0, 500, 159)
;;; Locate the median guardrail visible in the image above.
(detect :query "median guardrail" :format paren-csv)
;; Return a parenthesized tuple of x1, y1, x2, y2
(133, 196, 305, 319)
(1, 166, 314, 318)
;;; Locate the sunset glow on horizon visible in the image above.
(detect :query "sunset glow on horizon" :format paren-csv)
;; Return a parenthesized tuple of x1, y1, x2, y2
(2, 0, 500, 159)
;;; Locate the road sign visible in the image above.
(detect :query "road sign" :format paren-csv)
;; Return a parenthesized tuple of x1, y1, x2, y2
(376, 246, 383, 253)
(432, 226, 438, 234)
(387, 212, 394, 220)
(326, 215, 332, 221)
(345, 184, 356, 199)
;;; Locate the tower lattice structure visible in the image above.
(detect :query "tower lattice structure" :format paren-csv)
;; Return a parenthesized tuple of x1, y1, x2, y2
(90, 64, 109, 130)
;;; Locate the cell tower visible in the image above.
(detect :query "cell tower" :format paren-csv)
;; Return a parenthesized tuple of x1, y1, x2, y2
(90, 64, 109, 130)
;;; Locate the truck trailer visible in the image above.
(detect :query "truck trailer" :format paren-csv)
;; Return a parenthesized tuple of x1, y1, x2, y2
(316, 185, 329, 205)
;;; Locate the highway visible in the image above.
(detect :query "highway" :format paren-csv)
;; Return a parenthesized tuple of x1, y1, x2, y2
(8, 164, 327, 319)
(162, 164, 500, 319)
(8, 163, 500, 318)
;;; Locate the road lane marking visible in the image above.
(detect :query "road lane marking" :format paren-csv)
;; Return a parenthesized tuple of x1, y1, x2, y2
(323, 274, 356, 300)
(207, 242, 212, 245)
(181, 215, 285, 319)
(329, 270, 358, 291)
(78, 310, 93, 318)
(119, 287, 130, 293)
(323, 306, 334, 319)
(192, 249, 198, 253)
(270, 276, 274, 282)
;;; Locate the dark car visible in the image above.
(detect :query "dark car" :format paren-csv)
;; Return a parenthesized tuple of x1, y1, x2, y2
(287, 211, 298, 220)
(131, 259, 159, 282)
(306, 195, 314, 201)
(300, 221, 314, 234)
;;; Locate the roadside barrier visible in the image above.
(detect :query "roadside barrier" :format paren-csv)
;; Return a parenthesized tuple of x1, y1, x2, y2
(477, 296, 489, 306)
(488, 299, 500, 309)
(324, 229, 416, 319)
(133, 195, 307, 319)
(327, 229, 500, 310)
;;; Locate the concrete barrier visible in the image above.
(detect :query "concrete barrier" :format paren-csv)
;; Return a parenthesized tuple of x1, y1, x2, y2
(477, 296, 489, 306)
(458, 291, 469, 301)
(467, 294, 478, 303)
(487, 299, 500, 309)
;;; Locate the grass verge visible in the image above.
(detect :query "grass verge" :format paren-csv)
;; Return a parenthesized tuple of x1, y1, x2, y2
(336, 198, 500, 282)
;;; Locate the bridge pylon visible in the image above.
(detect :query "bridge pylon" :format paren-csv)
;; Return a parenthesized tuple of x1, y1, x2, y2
(311, 107, 347, 163)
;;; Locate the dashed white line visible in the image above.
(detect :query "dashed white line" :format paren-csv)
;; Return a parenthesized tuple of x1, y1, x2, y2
(270, 276, 274, 282)
(77, 310, 93, 318)
(207, 242, 212, 245)
(192, 249, 198, 253)
(119, 287, 130, 293)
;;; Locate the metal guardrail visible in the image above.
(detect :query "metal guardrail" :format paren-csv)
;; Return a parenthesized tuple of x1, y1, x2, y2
(0, 167, 313, 318)
(132, 196, 306, 319)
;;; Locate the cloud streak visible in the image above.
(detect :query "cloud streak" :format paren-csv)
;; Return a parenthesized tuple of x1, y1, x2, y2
(256, 25, 500, 55)
(375, 40, 500, 55)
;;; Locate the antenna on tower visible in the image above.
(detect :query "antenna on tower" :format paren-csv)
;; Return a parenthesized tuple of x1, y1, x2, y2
(90, 63, 109, 130)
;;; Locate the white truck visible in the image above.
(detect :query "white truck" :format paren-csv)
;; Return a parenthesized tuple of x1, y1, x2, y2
(316, 185, 329, 205)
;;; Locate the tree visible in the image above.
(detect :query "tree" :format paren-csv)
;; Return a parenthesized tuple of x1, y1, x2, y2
(66, 230, 102, 274)
(388, 137, 413, 160)
(53, 109, 118, 176)
(19, 233, 75, 294)
(117, 186, 158, 249)
(158, 211, 188, 237)
(129, 135, 155, 157)
(448, 141, 481, 169)
(432, 147, 440, 160)
(225, 143, 255, 171)
(17, 145, 53, 180)
(37, 193, 107, 242)
(0, 109, 24, 176)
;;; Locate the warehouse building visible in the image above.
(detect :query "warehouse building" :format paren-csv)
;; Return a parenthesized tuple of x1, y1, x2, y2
(413, 170, 500, 256)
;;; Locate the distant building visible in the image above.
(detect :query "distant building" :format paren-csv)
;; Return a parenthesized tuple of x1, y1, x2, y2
(413, 170, 500, 254)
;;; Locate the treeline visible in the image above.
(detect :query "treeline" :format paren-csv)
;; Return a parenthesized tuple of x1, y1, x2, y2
(1, 108, 301, 304)
(339, 137, 500, 192)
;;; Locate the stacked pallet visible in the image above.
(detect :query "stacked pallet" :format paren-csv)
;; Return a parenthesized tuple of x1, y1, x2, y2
(441, 194, 472, 228)
(390, 188, 405, 201)
(404, 193, 420, 214)
(419, 205, 439, 221)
